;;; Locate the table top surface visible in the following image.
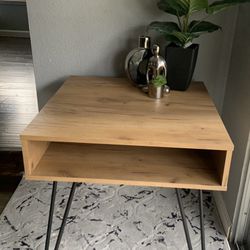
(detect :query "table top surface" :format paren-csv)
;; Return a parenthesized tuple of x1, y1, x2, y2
(21, 76, 233, 151)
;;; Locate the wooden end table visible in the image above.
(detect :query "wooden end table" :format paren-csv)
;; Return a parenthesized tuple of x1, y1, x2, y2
(21, 76, 233, 250)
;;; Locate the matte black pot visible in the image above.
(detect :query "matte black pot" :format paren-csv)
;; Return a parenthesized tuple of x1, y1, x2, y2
(165, 43, 199, 91)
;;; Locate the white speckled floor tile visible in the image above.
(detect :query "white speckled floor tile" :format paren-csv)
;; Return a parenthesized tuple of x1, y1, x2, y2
(0, 179, 227, 250)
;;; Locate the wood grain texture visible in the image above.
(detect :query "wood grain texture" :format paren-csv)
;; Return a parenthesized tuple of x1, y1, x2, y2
(21, 76, 234, 190)
(28, 142, 224, 191)
(21, 140, 49, 175)
(21, 76, 233, 151)
(222, 150, 233, 187)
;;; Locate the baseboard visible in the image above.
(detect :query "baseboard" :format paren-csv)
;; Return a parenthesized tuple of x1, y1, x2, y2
(229, 241, 240, 250)
(0, 30, 29, 38)
(213, 191, 232, 238)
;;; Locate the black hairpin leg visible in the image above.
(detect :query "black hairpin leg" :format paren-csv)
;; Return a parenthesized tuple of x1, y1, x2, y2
(54, 182, 77, 250)
(45, 181, 57, 250)
(199, 190, 205, 250)
(45, 182, 77, 250)
(176, 189, 193, 250)
(176, 189, 206, 250)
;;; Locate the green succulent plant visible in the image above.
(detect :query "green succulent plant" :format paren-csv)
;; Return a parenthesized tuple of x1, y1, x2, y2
(149, 0, 250, 48)
(151, 75, 167, 87)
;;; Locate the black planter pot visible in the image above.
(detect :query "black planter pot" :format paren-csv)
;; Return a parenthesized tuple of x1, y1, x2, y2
(165, 43, 199, 91)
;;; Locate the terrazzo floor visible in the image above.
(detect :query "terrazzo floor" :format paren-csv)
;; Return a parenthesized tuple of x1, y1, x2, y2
(0, 179, 228, 250)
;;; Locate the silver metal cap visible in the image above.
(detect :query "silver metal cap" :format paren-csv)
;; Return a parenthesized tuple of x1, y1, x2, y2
(152, 44, 160, 56)
(138, 36, 150, 49)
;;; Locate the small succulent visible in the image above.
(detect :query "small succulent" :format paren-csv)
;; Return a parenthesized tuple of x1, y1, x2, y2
(151, 75, 167, 87)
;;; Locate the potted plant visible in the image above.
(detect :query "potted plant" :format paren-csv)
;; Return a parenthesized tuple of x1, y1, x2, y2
(148, 75, 168, 98)
(148, 0, 250, 91)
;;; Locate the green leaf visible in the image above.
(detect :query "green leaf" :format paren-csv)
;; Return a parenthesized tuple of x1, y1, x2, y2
(187, 0, 209, 13)
(207, 0, 250, 14)
(171, 31, 198, 47)
(157, 0, 188, 16)
(164, 30, 197, 47)
(164, 34, 185, 47)
(158, 0, 208, 16)
(148, 21, 198, 47)
(148, 21, 184, 46)
(149, 21, 181, 33)
(189, 21, 221, 35)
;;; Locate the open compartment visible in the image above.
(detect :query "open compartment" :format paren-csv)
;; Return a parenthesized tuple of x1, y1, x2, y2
(21, 140, 231, 191)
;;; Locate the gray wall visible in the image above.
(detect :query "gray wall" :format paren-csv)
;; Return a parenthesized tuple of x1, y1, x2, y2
(221, 5, 250, 226)
(0, 2, 29, 31)
(26, 0, 238, 110)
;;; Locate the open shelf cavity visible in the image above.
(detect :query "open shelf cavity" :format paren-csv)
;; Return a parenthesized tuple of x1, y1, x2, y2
(24, 141, 227, 191)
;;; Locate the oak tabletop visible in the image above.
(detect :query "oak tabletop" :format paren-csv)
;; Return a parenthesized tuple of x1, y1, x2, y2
(21, 76, 233, 151)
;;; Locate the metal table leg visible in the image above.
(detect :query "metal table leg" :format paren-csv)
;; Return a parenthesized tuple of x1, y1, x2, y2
(45, 184, 205, 249)
(54, 182, 77, 250)
(176, 189, 206, 250)
(45, 181, 57, 250)
(45, 182, 77, 250)
(176, 189, 193, 250)
(199, 190, 205, 250)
